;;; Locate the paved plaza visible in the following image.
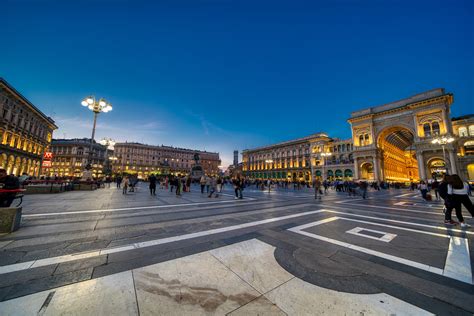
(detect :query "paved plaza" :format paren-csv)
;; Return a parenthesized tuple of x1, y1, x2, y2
(0, 184, 473, 315)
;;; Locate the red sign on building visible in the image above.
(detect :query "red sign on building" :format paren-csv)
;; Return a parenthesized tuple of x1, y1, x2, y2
(42, 161, 52, 168)
(43, 152, 53, 160)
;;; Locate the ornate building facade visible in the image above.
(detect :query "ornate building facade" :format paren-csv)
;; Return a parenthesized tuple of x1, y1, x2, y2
(47, 138, 108, 178)
(112, 142, 220, 179)
(0, 78, 57, 176)
(244, 89, 473, 183)
(349, 88, 465, 182)
(452, 114, 474, 181)
(242, 133, 354, 182)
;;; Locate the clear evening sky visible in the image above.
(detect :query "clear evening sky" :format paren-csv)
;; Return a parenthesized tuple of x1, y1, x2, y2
(2, 0, 473, 167)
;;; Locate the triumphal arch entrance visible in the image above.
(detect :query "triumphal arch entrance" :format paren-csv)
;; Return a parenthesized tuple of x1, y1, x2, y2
(348, 88, 457, 182)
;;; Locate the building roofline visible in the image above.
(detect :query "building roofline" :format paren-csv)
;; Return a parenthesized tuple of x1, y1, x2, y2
(349, 88, 450, 120)
(242, 132, 331, 152)
(452, 114, 474, 121)
(114, 141, 219, 155)
(0, 77, 58, 129)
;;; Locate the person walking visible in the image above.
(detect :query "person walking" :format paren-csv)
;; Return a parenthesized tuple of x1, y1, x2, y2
(175, 176, 182, 196)
(439, 175, 458, 225)
(216, 177, 223, 193)
(431, 179, 440, 200)
(360, 181, 368, 199)
(200, 175, 206, 194)
(448, 174, 474, 228)
(208, 176, 219, 198)
(313, 178, 322, 200)
(205, 176, 211, 194)
(233, 176, 243, 199)
(186, 176, 192, 192)
(418, 181, 428, 200)
(116, 175, 122, 188)
(121, 176, 129, 194)
(148, 174, 157, 196)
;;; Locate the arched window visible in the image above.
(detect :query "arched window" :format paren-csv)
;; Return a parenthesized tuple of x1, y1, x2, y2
(423, 123, 431, 137)
(432, 121, 440, 135)
(459, 126, 468, 137)
(469, 125, 474, 136)
(359, 135, 364, 146)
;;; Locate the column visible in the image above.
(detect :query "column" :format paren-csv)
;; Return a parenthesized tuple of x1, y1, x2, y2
(416, 152, 426, 181)
(448, 150, 457, 175)
(373, 156, 380, 182)
(353, 158, 359, 180)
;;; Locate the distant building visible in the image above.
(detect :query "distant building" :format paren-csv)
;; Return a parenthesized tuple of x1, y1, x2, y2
(0, 78, 58, 176)
(48, 138, 107, 178)
(112, 142, 220, 179)
(242, 133, 354, 182)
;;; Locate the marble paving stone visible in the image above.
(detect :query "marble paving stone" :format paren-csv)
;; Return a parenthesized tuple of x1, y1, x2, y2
(0, 271, 139, 315)
(264, 277, 433, 316)
(209, 239, 294, 294)
(133, 252, 260, 315)
(227, 295, 287, 316)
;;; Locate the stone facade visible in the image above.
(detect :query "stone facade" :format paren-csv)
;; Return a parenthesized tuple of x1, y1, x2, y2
(113, 142, 220, 179)
(452, 114, 474, 181)
(0, 78, 58, 177)
(349, 88, 474, 182)
(47, 138, 107, 178)
(242, 133, 354, 182)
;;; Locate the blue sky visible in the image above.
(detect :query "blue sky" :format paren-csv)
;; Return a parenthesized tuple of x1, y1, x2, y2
(2, 0, 473, 166)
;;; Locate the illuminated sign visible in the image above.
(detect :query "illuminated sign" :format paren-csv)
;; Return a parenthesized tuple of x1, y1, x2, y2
(42, 161, 52, 168)
(43, 152, 53, 160)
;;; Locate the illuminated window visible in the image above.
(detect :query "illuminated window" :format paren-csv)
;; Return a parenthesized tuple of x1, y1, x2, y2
(469, 125, 474, 136)
(432, 122, 440, 135)
(459, 127, 468, 137)
(423, 123, 431, 137)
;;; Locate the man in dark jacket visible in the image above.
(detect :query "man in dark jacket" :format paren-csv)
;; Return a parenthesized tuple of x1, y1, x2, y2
(0, 168, 20, 207)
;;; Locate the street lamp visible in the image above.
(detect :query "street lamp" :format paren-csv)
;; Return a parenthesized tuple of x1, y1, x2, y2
(320, 152, 332, 180)
(81, 96, 112, 171)
(264, 159, 274, 192)
(431, 135, 455, 174)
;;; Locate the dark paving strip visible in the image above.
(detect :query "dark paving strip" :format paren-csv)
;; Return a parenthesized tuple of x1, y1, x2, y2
(265, 230, 474, 315)
(20, 199, 286, 226)
(4, 200, 311, 241)
(0, 203, 320, 264)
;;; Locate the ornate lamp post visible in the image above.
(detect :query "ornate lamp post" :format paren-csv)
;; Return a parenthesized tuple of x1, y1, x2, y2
(321, 152, 332, 180)
(431, 135, 455, 174)
(264, 159, 273, 192)
(81, 96, 112, 172)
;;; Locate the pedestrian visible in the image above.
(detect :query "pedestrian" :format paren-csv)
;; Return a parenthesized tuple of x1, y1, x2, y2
(205, 176, 211, 194)
(149, 174, 157, 196)
(439, 175, 459, 225)
(0, 169, 20, 207)
(233, 175, 243, 199)
(216, 177, 223, 193)
(175, 176, 182, 196)
(200, 175, 206, 194)
(122, 176, 129, 194)
(313, 178, 322, 200)
(116, 175, 122, 188)
(418, 181, 428, 200)
(447, 174, 474, 228)
(186, 176, 192, 192)
(359, 181, 368, 199)
(431, 179, 440, 200)
(208, 176, 219, 198)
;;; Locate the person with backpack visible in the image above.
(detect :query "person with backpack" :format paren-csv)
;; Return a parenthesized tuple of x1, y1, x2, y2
(439, 175, 458, 225)
(447, 174, 473, 228)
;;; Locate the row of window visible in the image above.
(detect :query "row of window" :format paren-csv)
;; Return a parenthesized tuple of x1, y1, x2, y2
(457, 125, 474, 137)
(0, 131, 45, 155)
(1, 96, 51, 141)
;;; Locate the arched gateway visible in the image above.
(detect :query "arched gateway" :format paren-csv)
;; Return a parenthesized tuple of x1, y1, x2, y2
(348, 89, 457, 182)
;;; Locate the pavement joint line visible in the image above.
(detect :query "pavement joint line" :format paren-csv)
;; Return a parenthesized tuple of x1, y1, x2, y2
(22, 198, 257, 218)
(321, 209, 474, 235)
(327, 201, 444, 215)
(0, 209, 326, 275)
(288, 215, 472, 284)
